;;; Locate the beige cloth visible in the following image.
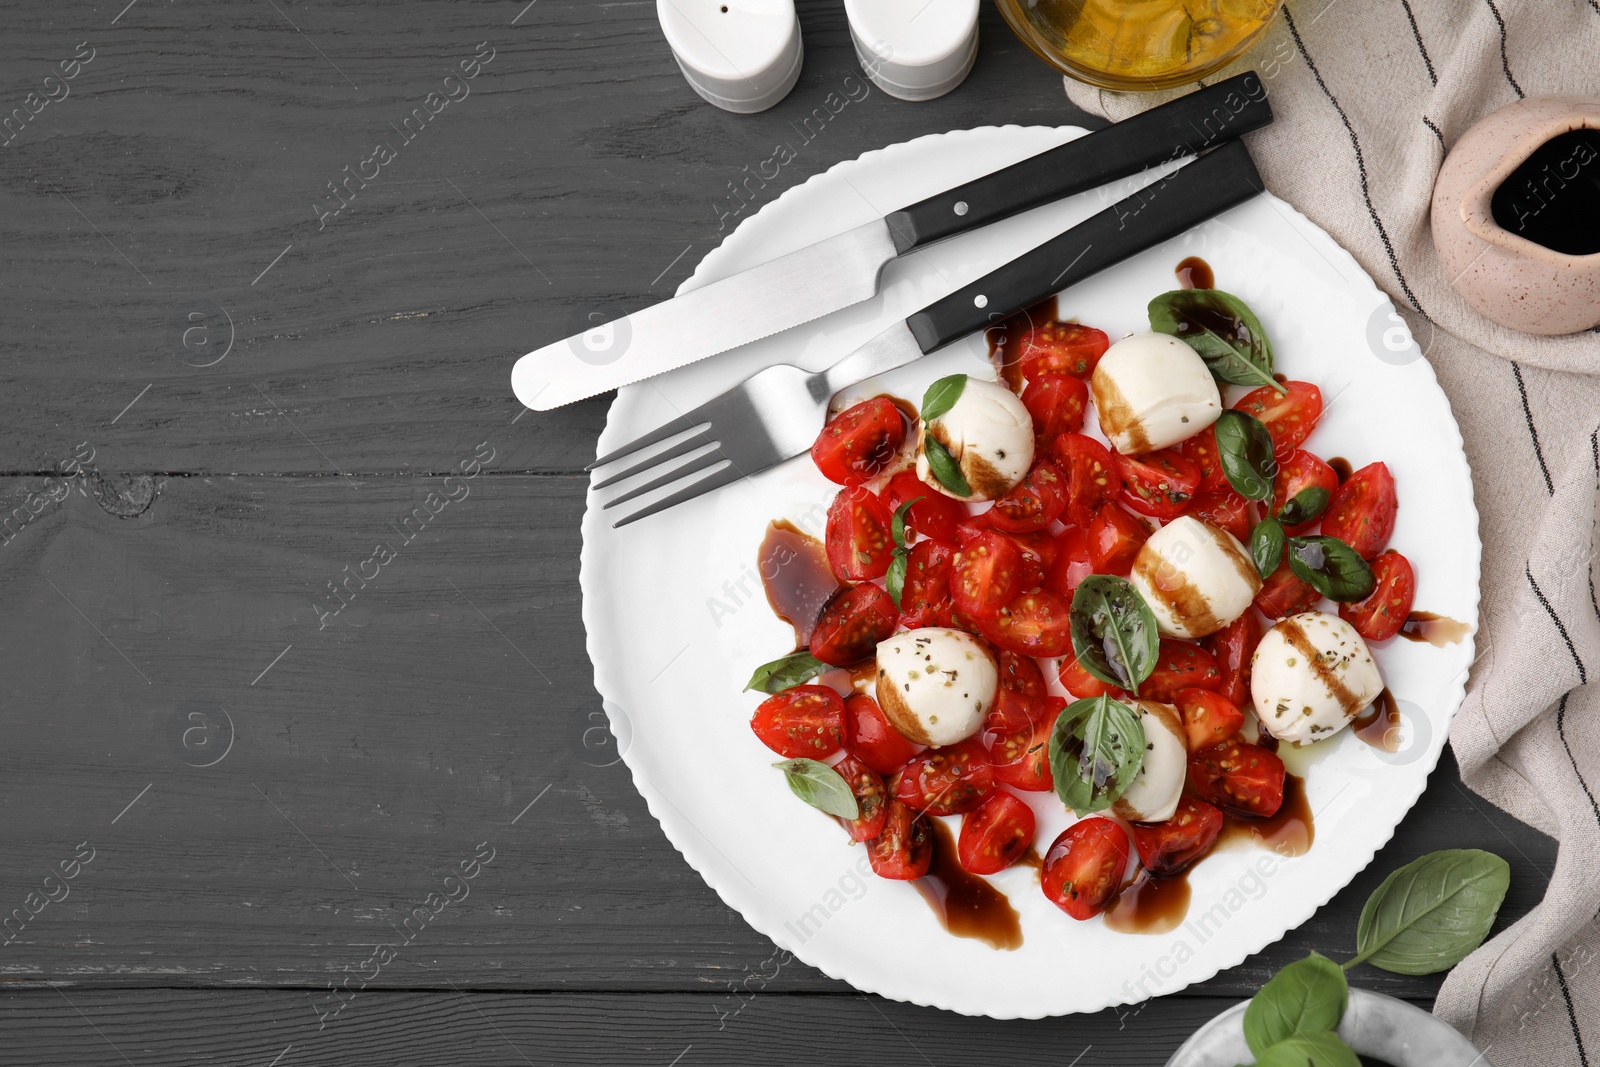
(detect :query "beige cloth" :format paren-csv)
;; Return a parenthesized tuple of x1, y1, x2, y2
(1063, 1, 1600, 1061)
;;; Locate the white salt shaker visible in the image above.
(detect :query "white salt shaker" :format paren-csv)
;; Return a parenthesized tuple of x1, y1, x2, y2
(844, 0, 978, 102)
(657, 0, 803, 114)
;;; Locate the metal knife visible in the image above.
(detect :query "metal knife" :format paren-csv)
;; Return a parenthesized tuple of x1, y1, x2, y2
(511, 72, 1271, 410)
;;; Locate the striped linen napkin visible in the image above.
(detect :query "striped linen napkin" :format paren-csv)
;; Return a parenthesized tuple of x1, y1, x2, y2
(1063, 1, 1600, 1061)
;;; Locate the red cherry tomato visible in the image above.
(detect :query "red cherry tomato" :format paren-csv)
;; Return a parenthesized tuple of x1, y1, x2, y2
(987, 651, 1049, 732)
(810, 397, 905, 485)
(1339, 550, 1416, 641)
(1044, 526, 1095, 600)
(1042, 818, 1131, 920)
(1272, 450, 1339, 535)
(1177, 425, 1229, 492)
(1234, 380, 1323, 459)
(984, 589, 1074, 657)
(1131, 797, 1224, 877)
(1203, 611, 1262, 709)
(1174, 687, 1245, 751)
(998, 529, 1057, 588)
(1057, 649, 1129, 700)
(1255, 561, 1322, 619)
(750, 685, 844, 759)
(1051, 433, 1118, 526)
(833, 754, 889, 842)
(809, 584, 898, 666)
(952, 510, 992, 545)
(1022, 373, 1089, 443)
(959, 792, 1038, 874)
(843, 693, 922, 775)
(951, 532, 1025, 620)
(893, 740, 995, 816)
(825, 485, 895, 581)
(1188, 738, 1286, 818)
(990, 462, 1068, 533)
(898, 539, 958, 630)
(1114, 448, 1202, 520)
(1016, 321, 1110, 380)
(1321, 462, 1398, 559)
(1141, 638, 1223, 702)
(867, 796, 932, 880)
(1087, 504, 1151, 575)
(1189, 487, 1253, 544)
(883, 469, 968, 545)
(988, 702, 1061, 792)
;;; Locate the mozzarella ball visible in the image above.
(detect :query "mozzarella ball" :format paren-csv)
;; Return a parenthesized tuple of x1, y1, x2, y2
(1252, 612, 1384, 745)
(1090, 332, 1221, 454)
(875, 628, 998, 746)
(1112, 700, 1187, 824)
(916, 376, 1033, 501)
(1130, 516, 1262, 639)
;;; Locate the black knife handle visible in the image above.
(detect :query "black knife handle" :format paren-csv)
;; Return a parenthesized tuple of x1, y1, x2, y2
(904, 139, 1263, 353)
(884, 72, 1270, 256)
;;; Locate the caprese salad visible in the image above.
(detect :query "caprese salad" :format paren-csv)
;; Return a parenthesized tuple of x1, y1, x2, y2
(745, 277, 1418, 932)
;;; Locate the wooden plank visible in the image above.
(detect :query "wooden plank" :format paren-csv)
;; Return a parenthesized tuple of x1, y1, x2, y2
(0, 473, 1553, 996)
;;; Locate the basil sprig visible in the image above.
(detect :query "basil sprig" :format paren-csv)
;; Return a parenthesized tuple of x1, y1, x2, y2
(1347, 849, 1510, 974)
(922, 436, 970, 497)
(1046, 695, 1145, 816)
(1252, 1032, 1360, 1067)
(1214, 409, 1277, 502)
(1244, 953, 1349, 1058)
(1069, 575, 1160, 692)
(919, 374, 967, 422)
(884, 498, 920, 608)
(1251, 517, 1285, 578)
(1285, 535, 1375, 602)
(1278, 485, 1331, 526)
(744, 650, 828, 694)
(774, 758, 859, 820)
(1147, 288, 1286, 395)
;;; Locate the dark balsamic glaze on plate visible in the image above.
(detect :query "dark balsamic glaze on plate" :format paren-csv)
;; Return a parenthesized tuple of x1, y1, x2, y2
(1328, 456, 1353, 484)
(1176, 255, 1215, 290)
(986, 297, 1062, 393)
(1216, 774, 1315, 858)
(758, 520, 841, 647)
(913, 819, 1023, 950)
(1353, 689, 1402, 753)
(1399, 611, 1470, 647)
(1104, 869, 1192, 934)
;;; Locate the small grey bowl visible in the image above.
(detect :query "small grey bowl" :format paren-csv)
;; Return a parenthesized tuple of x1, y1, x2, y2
(1165, 989, 1493, 1066)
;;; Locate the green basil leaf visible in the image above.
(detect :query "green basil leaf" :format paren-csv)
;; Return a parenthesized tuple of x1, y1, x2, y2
(923, 436, 971, 497)
(1069, 575, 1161, 691)
(1251, 1031, 1361, 1067)
(1285, 535, 1375, 602)
(1243, 953, 1349, 1057)
(886, 549, 908, 609)
(744, 650, 828, 694)
(1047, 695, 1145, 816)
(920, 374, 967, 422)
(1349, 849, 1511, 975)
(1147, 288, 1285, 395)
(891, 498, 921, 550)
(774, 758, 859, 820)
(1278, 485, 1331, 526)
(1214, 409, 1278, 502)
(1251, 517, 1284, 579)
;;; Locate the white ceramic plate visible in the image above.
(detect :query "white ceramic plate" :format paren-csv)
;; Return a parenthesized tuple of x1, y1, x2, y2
(579, 126, 1481, 1018)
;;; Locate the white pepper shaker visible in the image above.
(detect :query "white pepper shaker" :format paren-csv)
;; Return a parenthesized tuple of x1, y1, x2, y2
(657, 0, 803, 114)
(845, 0, 978, 102)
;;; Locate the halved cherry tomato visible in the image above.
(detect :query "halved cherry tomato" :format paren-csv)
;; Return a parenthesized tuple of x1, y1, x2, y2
(1087, 504, 1150, 575)
(1234, 380, 1323, 459)
(987, 651, 1049, 732)
(1339, 550, 1415, 641)
(750, 685, 844, 758)
(1044, 526, 1095, 600)
(833, 754, 889, 842)
(1204, 611, 1262, 709)
(843, 693, 921, 775)
(1188, 738, 1286, 818)
(1131, 797, 1224, 877)
(1189, 487, 1253, 544)
(1022, 373, 1089, 443)
(809, 584, 898, 666)
(1174, 687, 1245, 751)
(1057, 649, 1129, 700)
(1321, 462, 1397, 559)
(1042, 818, 1131, 920)
(988, 701, 1061, 791)
(1177, 425, 1229, 492)
(998, 529, 1057, 590)
(984, 589, 1074, 657)
(1271, 449, 1339, 535)
(867, 795, 932, 879)
(810, 397, 905, 485)
(953, 511, 991, 544)
(825, 485, 894, 581)
(1141, 639, 1222, 702)
(990, 462, 1068, 533)
(898, 539, 957, 629)
(1051, 433, 1118, 525)
(1016, 321, 1110, 380)
(951, 532, 1025, 620)
(894, 739, 995, 816)
(1114, 448, 1202, 520)
(959, 792, 1038, 874)
(1255, 561, 1322, 619)
(883, 469, 968, 545)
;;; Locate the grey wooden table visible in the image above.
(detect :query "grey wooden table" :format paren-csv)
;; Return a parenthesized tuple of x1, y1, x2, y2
(0, 1, 1550, 1063)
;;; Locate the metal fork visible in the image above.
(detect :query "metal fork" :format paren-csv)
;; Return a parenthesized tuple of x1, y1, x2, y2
(590, 140, 1263, 527)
